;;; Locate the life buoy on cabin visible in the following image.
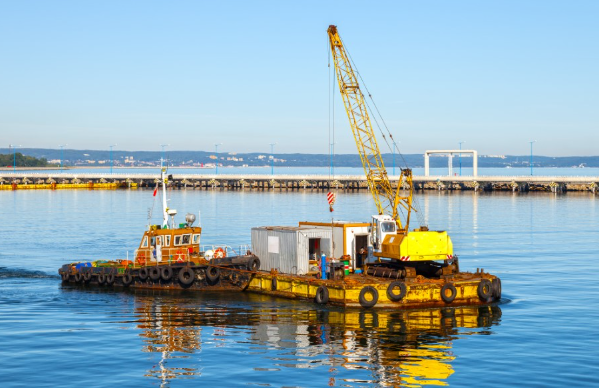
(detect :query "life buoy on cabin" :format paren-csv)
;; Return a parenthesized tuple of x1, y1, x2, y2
(214, 248, 226, 259)
(136, 252, 146, 266)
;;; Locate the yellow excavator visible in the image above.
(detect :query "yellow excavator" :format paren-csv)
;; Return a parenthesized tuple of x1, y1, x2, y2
(327, 25, 454, 264)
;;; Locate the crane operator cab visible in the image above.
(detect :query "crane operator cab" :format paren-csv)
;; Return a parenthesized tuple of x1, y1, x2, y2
(371, 215, 397, 250)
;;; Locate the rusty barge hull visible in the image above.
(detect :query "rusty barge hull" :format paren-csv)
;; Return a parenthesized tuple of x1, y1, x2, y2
(60, 263, 500, 309)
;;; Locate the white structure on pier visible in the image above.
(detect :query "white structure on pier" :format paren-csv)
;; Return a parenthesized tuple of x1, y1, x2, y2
(424, 150, 478, 177)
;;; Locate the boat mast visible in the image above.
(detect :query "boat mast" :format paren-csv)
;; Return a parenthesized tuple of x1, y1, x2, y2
(161, 167, 169, 228)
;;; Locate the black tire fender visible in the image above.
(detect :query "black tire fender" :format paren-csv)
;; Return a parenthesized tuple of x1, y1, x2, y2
(230, 271, 241, 285)
(315, 285, 329, 304)
(247, 257, 260, 272)
(178, 267, 195, 286)
(441, 283, 457, 303)
(492, 278, 502, 299)
(478, 279, 493, 301)
(83, 271, 92, 282)
(386, 281, 407, 302)
(138, 267, 149, 281)
(359, 286, 379, 308)
(61, 272, 70, 282)
(160, 266, 173, 282)
(106, 273, 115, 285)
(122, 273, 133, 287)
(149, 266, 161, 281)
(206, 266, 220, 283)
(271, 277, 277, 291)
(75, 272, 83, 283)
(97, 274, 106, 285)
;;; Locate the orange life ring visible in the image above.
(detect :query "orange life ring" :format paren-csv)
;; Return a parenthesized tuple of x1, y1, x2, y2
(136, 252, 146, 266)
(214, 248, 226, 259)
(175, 248, 185, 262)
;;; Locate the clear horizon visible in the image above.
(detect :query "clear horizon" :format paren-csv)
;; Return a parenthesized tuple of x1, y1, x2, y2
(1, 1, 597, 156)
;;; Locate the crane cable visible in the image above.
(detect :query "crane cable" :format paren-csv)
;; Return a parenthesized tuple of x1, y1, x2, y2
(340, 36, 426, 228)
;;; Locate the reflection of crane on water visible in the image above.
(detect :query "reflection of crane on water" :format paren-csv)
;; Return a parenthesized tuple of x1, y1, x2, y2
(132, 295, 500, 386)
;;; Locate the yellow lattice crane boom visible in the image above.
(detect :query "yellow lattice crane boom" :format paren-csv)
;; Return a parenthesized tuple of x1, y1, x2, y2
(327, 25, 413, 233)
(327, 25, 453, 262)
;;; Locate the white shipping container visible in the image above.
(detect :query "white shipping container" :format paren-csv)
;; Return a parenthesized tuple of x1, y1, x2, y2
(251, 226, 332, 275)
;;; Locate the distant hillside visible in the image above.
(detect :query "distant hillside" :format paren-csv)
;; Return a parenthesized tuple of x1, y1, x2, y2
(1, 148, 598, 168)
(0, 152, 52, 168)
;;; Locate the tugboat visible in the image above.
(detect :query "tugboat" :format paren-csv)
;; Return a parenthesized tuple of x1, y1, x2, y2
(59, 168, 260, 290)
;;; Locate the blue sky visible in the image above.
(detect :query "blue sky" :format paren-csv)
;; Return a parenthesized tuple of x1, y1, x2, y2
(1, 1, 597, 156)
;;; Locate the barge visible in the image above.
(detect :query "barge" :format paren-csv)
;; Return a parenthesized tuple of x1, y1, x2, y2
(58, 169, 501, 309)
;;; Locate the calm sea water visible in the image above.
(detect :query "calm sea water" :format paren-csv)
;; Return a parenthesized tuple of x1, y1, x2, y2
(1, 189, 598, 387)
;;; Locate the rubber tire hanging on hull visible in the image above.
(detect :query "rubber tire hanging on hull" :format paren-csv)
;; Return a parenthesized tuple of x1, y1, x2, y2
(178, 267, 195, 287)
(206, 267, 220, 284)
(477, 279, 493, 301)
(83, 272, 92, 282)
(75, 273, 83, 283)
(247, 257, 260, 272)
(441, 283, 457, 303)
(315, 285, 329, 304)
(271, 277, 277, 291)
(122, 273, 133, 287)
(61, 272, 69, 282)
(386, 281, 407, 302)
(149, 267, 161, 281)
(359, 286, 379, 308)
(106, 273, 115, 285)
(138, 268, 149, 281)
(97, 274, 106, 285)
(492, 278, 502, 299)
(160, 266, 173, 282)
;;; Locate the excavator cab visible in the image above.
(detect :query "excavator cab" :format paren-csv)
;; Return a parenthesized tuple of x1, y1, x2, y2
(371, 215, 397, 250)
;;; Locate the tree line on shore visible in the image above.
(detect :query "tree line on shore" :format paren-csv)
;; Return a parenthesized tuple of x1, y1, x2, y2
(0, 153, 52, 167)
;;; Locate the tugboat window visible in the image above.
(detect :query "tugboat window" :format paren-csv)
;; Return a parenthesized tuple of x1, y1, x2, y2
(192, 234, 200, 244)
(182, 234, 191, 244)
(174, 236, 182, 246)
(142, 236, 148, 248)
(165, 236, 171, 247)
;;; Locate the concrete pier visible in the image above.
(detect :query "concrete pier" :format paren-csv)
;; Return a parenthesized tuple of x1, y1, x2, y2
(0, 172, 598, 193)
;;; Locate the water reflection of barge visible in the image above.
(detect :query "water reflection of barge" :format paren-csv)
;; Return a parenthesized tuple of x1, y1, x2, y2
(122, 289, 502, 387)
